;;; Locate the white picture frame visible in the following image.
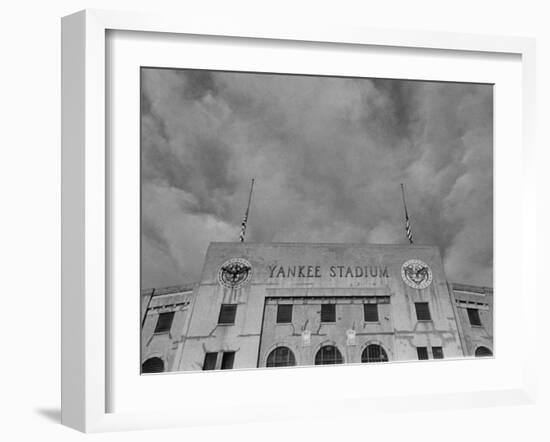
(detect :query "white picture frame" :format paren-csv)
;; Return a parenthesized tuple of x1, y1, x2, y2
(61, 9, 537, 433)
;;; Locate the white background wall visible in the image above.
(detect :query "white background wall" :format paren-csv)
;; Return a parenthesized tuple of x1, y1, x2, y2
(0, 0, 547, 440)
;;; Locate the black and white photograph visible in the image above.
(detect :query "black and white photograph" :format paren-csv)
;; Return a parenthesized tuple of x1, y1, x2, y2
(140, 67, 493, 374)
(3, 0, 547, 438)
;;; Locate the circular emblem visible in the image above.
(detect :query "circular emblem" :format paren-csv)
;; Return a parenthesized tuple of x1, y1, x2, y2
(401, 259, 433, 289)
(218, 258, 252, 289)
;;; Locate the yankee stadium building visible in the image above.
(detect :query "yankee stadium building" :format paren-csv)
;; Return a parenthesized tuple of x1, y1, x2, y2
(140, 242, 493, 373)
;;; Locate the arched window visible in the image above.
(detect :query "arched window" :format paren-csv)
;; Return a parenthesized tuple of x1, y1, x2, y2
(266, 346, 296, 367)
(315, 345, 343, 365)
(475, 346, 493, 357)
(361, 344, 389, 363)
(141, 357, 165, 373)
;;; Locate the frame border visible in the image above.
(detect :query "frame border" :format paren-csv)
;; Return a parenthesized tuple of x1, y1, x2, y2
(61, 9, 537, 432)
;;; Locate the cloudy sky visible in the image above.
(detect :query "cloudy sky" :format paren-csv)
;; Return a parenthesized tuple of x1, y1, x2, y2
(141, 68, 493, 290)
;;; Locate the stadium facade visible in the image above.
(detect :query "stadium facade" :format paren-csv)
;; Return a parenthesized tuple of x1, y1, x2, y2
(140, 242, 493, 373)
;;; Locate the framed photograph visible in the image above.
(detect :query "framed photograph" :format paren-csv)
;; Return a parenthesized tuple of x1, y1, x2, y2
(61, 9, 537, 433)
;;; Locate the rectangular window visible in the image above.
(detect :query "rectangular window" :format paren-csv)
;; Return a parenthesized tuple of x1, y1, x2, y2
(276, 304, 293, 323)
(417, 347, 429, 360)
(432, 346, 444, 359)
(203, 352, 217, 370)
(218, 304, 237, 324)
(415, 302, 431, 321)
(467, 308, 482, 326)
(221, 351, 235, 370)
(154, 311, 175, 334)
(321, 303, 336, 322)
(363, 304, 379, 322)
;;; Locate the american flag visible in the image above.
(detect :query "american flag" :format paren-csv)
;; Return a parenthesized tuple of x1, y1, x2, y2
(239, 179, 255, 242)
(239, 213, 248, 242)
(405, 213, 413, 244)
(401, 183, 414, 244)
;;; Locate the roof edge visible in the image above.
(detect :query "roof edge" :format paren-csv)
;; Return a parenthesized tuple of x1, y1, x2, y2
(140, 283, 197, 297)
(207, 241, 438, 248)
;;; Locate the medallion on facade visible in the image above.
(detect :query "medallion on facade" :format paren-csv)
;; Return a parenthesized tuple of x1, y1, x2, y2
(218, 258, 253, 289)
(401, 259, 433, 289)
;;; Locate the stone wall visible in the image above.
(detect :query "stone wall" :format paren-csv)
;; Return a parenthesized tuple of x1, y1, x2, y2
(174, 242, 466, 371)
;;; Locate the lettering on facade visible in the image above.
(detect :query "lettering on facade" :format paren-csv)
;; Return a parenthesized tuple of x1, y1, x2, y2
(268, 264, 389, 279)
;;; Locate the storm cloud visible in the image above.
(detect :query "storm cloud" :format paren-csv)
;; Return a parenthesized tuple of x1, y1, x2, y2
(141, 68, 493, 289)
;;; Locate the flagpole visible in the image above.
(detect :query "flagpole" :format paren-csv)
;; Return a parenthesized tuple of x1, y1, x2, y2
(400, 183, 409, 217)
(400, 183, 414, 244)
(141, 288, 155, 330)
(239, 178, 255, 242)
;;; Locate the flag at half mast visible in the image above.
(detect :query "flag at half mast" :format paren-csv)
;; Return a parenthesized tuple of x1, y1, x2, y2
(400, 183, 414, 244)
(239, 178, 255, 242)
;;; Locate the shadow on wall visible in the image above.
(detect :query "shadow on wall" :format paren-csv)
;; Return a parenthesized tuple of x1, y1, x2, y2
(34, 408, 61, 423)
